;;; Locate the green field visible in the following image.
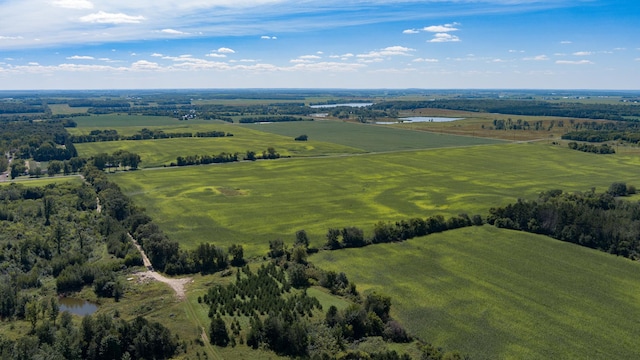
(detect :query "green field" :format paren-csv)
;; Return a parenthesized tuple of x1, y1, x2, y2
(311, 225, 640, 359)
(111, 143, 640, 257)
(72, 114, 200, 128)
(74, 118, 503, 167)
(242, 120, 504, 152)
(75, 130, 364, 168)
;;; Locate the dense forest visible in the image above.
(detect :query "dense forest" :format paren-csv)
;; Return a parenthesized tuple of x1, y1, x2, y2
(487, 184, 640, 259)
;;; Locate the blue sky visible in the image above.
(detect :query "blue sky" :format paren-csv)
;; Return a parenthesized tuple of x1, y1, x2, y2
(0, 0, 638, 90)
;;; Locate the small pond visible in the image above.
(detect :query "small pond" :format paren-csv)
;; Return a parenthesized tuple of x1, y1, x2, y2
(310, 103, 373, 108)
(59, 297, 98, 316)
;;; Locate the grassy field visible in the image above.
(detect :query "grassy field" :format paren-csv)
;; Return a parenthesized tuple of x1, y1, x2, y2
(110, 143, 640, 257)
(311, 225, 640, 359)
(242, 120, 505, 152)
(75, 129, 364, 168)
(72, 114, 203, 128)
(73, 118, 503, 167)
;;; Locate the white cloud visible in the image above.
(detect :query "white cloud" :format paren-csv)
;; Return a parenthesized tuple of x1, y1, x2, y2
(286, 61, 365, 72)
(28, 62, 40, 66)
(206, 53, 227, 58)
(523, 55, 549, 61)
(299, 55, 321, 59)
(131, 60, 161, 70)
(0, 35, 23, 40)
(428, 33, 460, 43)
(423, 23, 459, 33)
(151, 53, 163, 57)
(80, 11, 145, 24)
(67, 55, 95, 60)
(573, 51, 592, 56)
(51, 0, 93, 9)
(403, 29, 419, 34)
(160, 29, 187, 35)
(560, 40, 572, 44)
(357, 46, 415, 58)
(217, 47, 235, 54)
(261, 36, 277, 40)
(509, 49, 524, 53)
(556, 60, 594, 65)
(413, 58, 438, 63)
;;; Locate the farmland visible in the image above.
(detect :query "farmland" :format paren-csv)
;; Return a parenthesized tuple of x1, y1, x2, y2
(4, 90, 640, 359)
(111, 142, 640, 257)
(71, 115, 503, 167)
(311, 225, 640, 360)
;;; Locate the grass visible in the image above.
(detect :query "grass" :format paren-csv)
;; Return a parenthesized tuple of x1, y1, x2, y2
(72, 114, 207, 128)
(73, 118, 502, 167)
(311, 225, 640, 359)
(75, 128, 364, 168)
(110, 142, 640, 257)
(1, 175, 83, 186)
(242, 120, 505, 152)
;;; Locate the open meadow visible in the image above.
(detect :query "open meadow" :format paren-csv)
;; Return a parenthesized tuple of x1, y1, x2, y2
(311, 225, 640, 359)
(72, 116, 504, 167)
(111, 142, 640, 257)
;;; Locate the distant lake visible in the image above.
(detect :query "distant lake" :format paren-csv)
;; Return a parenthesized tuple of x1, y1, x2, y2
(59, 297, 98, 316)
(377, 117, 463, 124)
(310, 103, 373, 108)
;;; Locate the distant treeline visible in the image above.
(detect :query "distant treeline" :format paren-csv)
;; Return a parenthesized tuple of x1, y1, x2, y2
(70, 128, 232, 143)
(372, 99, 640, 121)
(567, 142, 615, 154)
(0, 102, 49, 114)
(68, 99, 131, 108)
(488, 184, 640, 259)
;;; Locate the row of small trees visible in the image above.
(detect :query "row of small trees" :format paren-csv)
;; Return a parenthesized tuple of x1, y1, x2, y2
(171, 147, 281, 166)
(324, 213, 482, 250)
(567, 141, 615, 154)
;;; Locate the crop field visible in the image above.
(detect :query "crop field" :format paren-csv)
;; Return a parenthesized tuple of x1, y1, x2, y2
(72, 114, 202, 128)
(74, 126, 365, 168)
(111, 143, 640, 257)
(311, 225, 640, 359)
(242, 120, 504, 152)
(74, 118, 503, 167)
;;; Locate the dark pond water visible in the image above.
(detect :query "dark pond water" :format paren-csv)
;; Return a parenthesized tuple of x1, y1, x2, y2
(59, 297, 98, 316)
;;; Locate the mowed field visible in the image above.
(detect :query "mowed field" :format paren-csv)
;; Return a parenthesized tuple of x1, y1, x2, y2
(110, 142, 640, 257)
(311, 226, 640, 360)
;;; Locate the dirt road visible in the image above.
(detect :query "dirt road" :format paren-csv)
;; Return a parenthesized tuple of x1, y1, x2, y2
(128, 233, 192, 300)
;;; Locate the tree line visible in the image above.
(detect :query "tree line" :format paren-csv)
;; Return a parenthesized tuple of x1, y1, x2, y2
(170, 147, 281, 167)
(567, 142, 615, 154)
(69, 128, 232, 143)
(372, 99, 640, 121)
(487, 183, 640, 259)
(322, 213, 482, 251)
